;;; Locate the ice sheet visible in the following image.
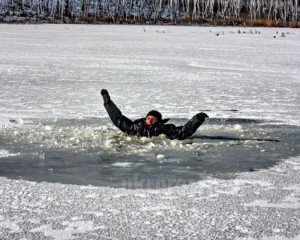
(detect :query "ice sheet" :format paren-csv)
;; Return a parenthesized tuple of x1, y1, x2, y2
(0, 25, 300, 239)
(0, 25, 299, 124)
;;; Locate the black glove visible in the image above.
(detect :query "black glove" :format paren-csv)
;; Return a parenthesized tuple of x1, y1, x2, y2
(196, 112, 209, 120)
(101, 89, 111, 104)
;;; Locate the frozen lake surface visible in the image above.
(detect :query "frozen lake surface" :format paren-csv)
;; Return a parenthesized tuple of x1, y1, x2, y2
(0, 24, 300, 239)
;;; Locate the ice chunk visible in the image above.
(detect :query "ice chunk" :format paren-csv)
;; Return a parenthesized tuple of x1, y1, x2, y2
(111, 162, 133, 167)
(45, 126, 52, 131)
(0, 150, 20, 158)
(233, 124, 243, 131)
(156, 154, 165, 160)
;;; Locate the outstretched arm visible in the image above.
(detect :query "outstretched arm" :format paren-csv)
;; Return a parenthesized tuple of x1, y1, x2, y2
(101, 89, 133, 134)
(164, 112, 208, 140)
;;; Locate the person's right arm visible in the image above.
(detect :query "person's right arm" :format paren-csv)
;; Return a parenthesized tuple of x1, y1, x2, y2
(101, 89, 134, 134)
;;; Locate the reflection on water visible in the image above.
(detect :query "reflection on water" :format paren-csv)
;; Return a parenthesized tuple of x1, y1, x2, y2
(0, 118, 299, 189)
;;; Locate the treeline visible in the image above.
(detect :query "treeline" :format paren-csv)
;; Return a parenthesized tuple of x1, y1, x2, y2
(0, 0, 299, 26)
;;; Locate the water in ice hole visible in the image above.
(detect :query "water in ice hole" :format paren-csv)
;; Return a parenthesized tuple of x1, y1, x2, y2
(0, 117, 299, 189)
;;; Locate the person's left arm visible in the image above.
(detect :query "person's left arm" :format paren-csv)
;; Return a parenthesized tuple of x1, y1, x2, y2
(164, 112, 208, 140)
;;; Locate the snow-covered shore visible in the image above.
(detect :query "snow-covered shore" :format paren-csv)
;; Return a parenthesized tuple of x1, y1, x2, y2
(0, 25, 300, 239)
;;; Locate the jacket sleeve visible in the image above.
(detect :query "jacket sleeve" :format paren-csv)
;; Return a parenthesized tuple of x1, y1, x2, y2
(104, 100, 134, 134)
(164, 113, 207, 140)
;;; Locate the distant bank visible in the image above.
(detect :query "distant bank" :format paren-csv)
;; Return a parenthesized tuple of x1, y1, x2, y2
(0, 0, 299, 27)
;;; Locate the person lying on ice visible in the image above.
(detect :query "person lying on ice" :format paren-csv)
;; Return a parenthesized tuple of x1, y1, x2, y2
(101, 89, 208, 140)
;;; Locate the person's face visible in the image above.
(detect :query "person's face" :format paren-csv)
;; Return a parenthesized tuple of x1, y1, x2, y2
(145, 115, 158, 126)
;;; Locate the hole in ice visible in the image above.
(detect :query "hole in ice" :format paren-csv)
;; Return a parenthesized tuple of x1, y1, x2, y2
(0, 117, 299, 189)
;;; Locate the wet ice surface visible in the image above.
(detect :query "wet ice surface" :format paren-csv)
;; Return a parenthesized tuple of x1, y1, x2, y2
(0, 25, 300, 239)
(1, 117, 300, 188)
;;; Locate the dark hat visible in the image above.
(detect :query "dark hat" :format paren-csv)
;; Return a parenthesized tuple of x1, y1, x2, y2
(146, 110, 169, 124)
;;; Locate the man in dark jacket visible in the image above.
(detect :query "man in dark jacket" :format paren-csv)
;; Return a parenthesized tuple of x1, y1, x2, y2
(101, 89, 208, 140)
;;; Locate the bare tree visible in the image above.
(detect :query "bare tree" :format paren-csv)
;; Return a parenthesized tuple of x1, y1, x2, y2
(0, 0, 299, 24)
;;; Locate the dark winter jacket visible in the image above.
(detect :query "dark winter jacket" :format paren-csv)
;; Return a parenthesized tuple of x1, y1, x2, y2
(103, 100, 208, 140)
